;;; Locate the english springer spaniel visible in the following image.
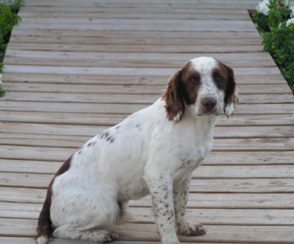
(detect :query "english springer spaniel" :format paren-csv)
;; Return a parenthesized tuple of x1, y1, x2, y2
(36, 57, 238, 244)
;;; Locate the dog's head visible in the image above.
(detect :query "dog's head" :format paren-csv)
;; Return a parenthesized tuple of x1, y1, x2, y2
(163, 57, 238, 122)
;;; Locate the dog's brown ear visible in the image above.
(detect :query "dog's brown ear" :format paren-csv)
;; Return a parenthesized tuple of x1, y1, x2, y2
(224, 65, 238, 117)
(162, 69, 185, 122)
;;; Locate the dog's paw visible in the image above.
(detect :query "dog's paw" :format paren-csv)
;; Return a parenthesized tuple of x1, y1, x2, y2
(101, 231, 119, 243)
(177, 223, 206, 236)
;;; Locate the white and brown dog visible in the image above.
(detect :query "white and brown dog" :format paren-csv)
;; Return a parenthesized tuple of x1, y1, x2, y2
(36, 57, 237, 244)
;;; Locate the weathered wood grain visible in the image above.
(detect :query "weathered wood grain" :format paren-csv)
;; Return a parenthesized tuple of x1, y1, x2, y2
(1, 0, 294, 243)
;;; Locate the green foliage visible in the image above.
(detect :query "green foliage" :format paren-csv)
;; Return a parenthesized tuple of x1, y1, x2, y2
(0, 85, 5, 96)
(268, 1, 291, 28)
(262, 23, 294, 91)
(252, 0, 291, 30)
(0, 0, 23, 97)
(251, 0, 294, 93)
(251, 12, 271, 32)
(6, 0, 24, 14)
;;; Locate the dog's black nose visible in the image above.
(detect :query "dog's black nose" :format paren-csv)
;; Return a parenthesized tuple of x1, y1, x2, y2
(202, 98, 217, 111)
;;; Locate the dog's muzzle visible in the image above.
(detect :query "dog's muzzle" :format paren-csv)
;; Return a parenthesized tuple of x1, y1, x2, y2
(200, 97, 217, 115)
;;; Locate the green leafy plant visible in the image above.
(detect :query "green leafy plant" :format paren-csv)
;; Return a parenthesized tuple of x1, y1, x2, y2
(0, 0, 23, 97)
(263, 23, 294, 90)
(251, 0, 294, 93)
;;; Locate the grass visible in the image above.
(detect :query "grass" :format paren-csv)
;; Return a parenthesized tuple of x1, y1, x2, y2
(0, 0, 24, 97)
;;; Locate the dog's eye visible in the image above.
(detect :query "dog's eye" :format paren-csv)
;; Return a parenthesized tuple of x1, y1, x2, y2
(189, 77, 200, 85)
(215, 75, 223, 82)
(214, 73, 225, 85)
(213, 72, 226, 90)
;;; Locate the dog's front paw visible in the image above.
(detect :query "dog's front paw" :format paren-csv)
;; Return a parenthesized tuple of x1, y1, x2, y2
(161, 232, 181, 244)
(177, 223, 206, 236)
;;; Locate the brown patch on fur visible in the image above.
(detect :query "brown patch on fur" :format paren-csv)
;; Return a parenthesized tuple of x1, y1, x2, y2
(107, 136, 114, 143)
(216, 60, 237, 110)
(36, 156, 72, 240)
(99, 131, 114, 143)
(162, 69, 185, 122)
(162, 62, 201, 122)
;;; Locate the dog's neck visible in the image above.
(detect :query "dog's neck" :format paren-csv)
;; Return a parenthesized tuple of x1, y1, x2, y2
(179, 109, 217, 141)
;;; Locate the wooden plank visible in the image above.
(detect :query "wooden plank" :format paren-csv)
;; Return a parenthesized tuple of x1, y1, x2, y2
(2, 73, 287, 85)
(0, 166, 294, 189)
(112, 224, 294, 243)
(0, 187, 45, 204)
(2, 92, 293, 104)
(4, 51, 276, 68)
(0, 101, 293, 116)
(2, 186, 294, 209)
(16, 18, 256, 27)
(1, 141, 294, 167)
(1, 202, 294, 226)
(131, 193, 294, 209)
(13, 19, 256, 32)
(0, 111, 126, 126)
(193, 165, 294, 179)
(19, 6, 249, 15)
(1, 158, 294, 188)
(22, 0, 257, 9)
(0, 145, 74, 161)
(1, 132, 294, 151)
(2, 65, 283, 76)
(0, 237, 240, 244)
(19, 12, 253, 20)
(2, 83, 291, 95)
(0, 144, 293, 164)
(10, 33, 261, 45)
(11, 29, 262, 40)
(0, 112, 292, 127)
(0, 121, 294, 138)
(1, 165, 294, 193)
(1, 219, 294, 243)
(0, 159, 62, 174)
(0, 237, 103, 244)
(1, 165, 294, 189)
(5, 44, 263, 55)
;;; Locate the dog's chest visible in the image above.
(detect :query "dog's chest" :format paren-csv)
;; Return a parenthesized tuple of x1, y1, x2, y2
(173, 122, 214, 179)
(177, 141, 210, 172)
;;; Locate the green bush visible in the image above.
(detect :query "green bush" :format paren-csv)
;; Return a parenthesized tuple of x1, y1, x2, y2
(0, 0, 23, 97)
(263, 23, 294, 88)
(251, 0, 294, 93)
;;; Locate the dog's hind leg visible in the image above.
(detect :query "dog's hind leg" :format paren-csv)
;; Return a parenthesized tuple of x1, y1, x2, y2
(53, 225, 119, 242)
(51, 182, 120, 242)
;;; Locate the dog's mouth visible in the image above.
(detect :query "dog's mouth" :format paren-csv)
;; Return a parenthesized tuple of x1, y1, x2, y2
(197, 109, 219, 116)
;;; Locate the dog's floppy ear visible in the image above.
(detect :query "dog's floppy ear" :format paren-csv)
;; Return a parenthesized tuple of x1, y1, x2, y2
(224, 65, 238, 117)
(162, 69, 185, 122)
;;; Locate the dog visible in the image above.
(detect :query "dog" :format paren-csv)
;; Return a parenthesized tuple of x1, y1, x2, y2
(36, 57, 237, 244)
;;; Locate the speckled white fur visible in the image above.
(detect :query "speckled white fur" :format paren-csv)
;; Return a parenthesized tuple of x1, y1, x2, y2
(48, 57, 234, 244)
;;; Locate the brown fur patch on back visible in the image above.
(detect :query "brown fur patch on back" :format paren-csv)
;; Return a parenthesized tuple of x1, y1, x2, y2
(36, 156, 72, 240)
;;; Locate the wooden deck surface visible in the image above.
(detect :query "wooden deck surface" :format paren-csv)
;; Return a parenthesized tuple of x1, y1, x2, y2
(1, 0, 294, 243)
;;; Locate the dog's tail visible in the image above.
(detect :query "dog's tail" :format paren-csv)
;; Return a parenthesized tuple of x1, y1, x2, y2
(36, 181, 54, 244)
(35, 156, 72, 244)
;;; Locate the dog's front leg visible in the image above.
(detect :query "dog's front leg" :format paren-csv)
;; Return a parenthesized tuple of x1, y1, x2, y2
(144, 172, 180, 244)
(173, 176, 206, 236)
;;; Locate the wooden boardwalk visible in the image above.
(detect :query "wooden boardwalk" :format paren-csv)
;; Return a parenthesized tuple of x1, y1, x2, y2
(1, 0, 294, 243)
